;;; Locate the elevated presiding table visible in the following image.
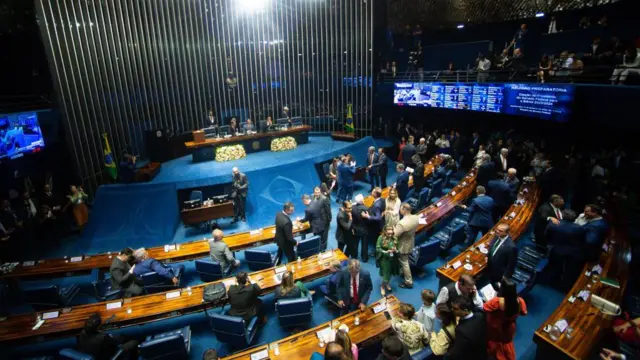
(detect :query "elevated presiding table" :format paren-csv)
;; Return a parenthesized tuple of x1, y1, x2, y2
(186, 126, 311, 162)
(180, 201, 234, 225)
(0, 249, 347, 344)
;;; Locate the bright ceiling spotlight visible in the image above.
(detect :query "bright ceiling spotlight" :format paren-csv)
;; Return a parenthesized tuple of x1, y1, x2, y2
(535, 12, 545, 18)
(236, 0, 270, 14)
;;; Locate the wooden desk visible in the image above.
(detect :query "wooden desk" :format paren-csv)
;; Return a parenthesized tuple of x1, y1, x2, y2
(436, 182, 540, 285)
(362, 155, 444, 208)
(180, 201, 235, 225)
(533, 230, 629, 360)
(0, 223, 310, 280)
(0, 249, 348, 344)
(222, 295, 402, 360)
(133, 162, 161, 182)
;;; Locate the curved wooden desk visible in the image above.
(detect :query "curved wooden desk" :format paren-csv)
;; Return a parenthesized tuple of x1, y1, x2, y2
(222, 295, 402, 360)
(0, 249, 347, 344)
(533, 229, 629, 359)
(436, 182, 540, 285)
(0, 223, 310, 280)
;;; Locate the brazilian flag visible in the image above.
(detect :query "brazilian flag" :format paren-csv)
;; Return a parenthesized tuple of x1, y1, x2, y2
(345, 103, 354, 134)
(102, 133, 118, 180)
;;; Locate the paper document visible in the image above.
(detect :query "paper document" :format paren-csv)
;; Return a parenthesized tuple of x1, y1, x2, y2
(480, 284, 496, 301)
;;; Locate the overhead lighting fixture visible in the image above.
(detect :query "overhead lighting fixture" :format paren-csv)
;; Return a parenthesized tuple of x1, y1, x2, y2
(456, 24, 464, 29)
(236, 0, 269, 14)
(535, 12, 545, 18)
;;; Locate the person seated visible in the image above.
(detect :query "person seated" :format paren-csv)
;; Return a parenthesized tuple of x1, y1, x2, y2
(132, 248, 183, 285)
(415, 289, 437, 332)
(374, 336, 412, 360)
(538, 55, 551, 83)
(322, 260, 342, 299)
(227, 272, 266, 324)
(611, 45, 640, 85)
(274, 270, 313, 300)
(76, 313, 139, 360)
(391, 303, 430, 355)
(229, 118, 239, 136)
(261, 117, 274, 133)
(202, 348, 219, 360)
(110, 248, 144, 297)
(430, 303, 457, 356)
(243, 119, 256, 133)
(208, 229, 240, 269)
(310, 342, 348, 360)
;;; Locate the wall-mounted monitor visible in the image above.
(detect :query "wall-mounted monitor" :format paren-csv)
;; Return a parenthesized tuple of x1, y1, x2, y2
(0, 111, 46, 162)
(393, 82, 574, 122)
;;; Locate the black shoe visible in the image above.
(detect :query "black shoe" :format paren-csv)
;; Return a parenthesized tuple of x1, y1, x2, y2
(399, 282, 413, 289)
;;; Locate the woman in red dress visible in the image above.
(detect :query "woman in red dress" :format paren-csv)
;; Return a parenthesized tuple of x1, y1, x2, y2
(398, 137, 407, 162)
(483, 278, 527, 360)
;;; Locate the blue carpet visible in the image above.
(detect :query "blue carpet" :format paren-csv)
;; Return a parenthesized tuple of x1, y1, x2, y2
(8, 138, 566, 360)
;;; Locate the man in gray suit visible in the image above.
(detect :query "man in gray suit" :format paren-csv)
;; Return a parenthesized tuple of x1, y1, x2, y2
(231, 167, 249, 223)
(393, 203, 419, 289)
(208, 229, 240, 269)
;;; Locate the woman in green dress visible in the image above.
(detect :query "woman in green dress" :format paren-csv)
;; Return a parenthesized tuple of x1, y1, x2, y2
(67, 185, 89, 228)
(376, 225, 399, 296)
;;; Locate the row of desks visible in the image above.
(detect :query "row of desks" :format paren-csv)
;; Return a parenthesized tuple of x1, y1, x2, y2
(533, 228, 629, 359)
(0, 250, 348, 344)
(222, 295, 402, 360)
(436, 181, 540, 285)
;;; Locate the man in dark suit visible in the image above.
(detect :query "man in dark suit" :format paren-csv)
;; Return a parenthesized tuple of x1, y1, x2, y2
(447, 296, 488, 360)
(494, 148, 510, 177)
(411, 155, 426, 194)
(534, 194, 564, 246)
(314, 186, 332, 251)
(231, 167, 249, 223)
(227, 272, 266, 324)
(362, 188, 385, 253)
(503, 168, 521, 194)
(546, 209, 586, 288)
(470, 132, 481, 152)
(337, 155, 356, 203)
(415, 137, 428, 163)
(375, 148, 389, 188)
(110, 248, 144, 297)
(336, 201, 354, 256)
(351, 194, 370, 262)
(365, 146, 380, 191)
(487, 179, 514, 223)
(395, 164, 410, 201)
(336, 259, 373, 314)
(476, 154, 496, 187)
(579, 204, 609, 262)
(461, 186, 494, 244)
(77, 313, 139, 360)
(402, 136, 416, 168)
(275, 202, 297, 264)
(299, 193, 326, 246)
(487, 223, 518, 290)
(538, 159, 566, 203)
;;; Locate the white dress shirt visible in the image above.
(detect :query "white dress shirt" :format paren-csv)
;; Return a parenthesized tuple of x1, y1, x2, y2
(500, 155, 507, 171)
(477, 59, 491, 71)
(435, 282, 484, 309)
(548, 20, 557, 34)
(548, 205, 563, 221)
(492, 236, 508, 256)
(349, 273, 360, 298)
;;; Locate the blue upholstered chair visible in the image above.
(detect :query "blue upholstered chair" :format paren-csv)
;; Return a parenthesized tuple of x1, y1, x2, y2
(409, 238, 441, 269)
(23, 284, 79, 310)
(195, 259, 233, 282)
(207, 312, 259, 349)
(275, 297, 313, 328)
(59, 347, 124, 360)
(437, 222, 466, 251)
(189, 190, 203, 202)
(296, 235, 321, 259)
(245, 249, 279, 271)
(138, 265, 184, 294)
(428, 179, 443, 202)
(443, 169, 453, 188)
(512, 245, 548, 297)
(138, 326, 191, 360)
(91, 269, 123, 302)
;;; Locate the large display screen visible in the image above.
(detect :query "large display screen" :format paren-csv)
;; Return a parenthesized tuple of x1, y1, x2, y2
(393, 82, 574, 121)
(0, 112, 46, 161)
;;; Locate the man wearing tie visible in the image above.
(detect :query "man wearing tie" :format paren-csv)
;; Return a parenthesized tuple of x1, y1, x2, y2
(503, 168, 520, 194)
(336, 259, 373, 315)
(362, 187, 385, 257)
(487, 178, 514, 224)
(231, 167, 249, 223)
(337, 155, 356, 203)
(275, 202, 297, 264)
(576, 204, 609, 261)
(366, 146, 380, 191)
(546, 210, 586, 288)
(460, 186, 494, 244)
(494, 148, 510, 177)
(299, 194, 327, 249)
(351, 194, 370, 262)
(243, 119, 255, 132)
(487, 223, 518, 291)
(375, 148, 389, 188)
(395, 164, 410, 201)
(534, 194, 564, 246)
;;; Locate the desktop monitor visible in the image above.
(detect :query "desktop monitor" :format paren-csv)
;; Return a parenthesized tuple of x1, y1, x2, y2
(218, 125, 230, 136)
(276, 118, 290, 127)
(0, 111, 46, 162)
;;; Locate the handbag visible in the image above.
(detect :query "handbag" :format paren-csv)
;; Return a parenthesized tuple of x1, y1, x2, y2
(202, 283, 227, 303)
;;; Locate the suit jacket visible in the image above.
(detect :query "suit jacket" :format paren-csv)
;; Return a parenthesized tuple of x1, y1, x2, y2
(394, 214, 419, 254)
(76, 331, 121, 360)
(535, 202, 561, 240)
(446, 312, 488, 360)
(227, 283, 262, 320)
(396, 171, 410, 201)
(336, 269, 373, 306)
(487, 236, 518, 283)
(243, 123, 255, 132)
(109, 258, 142, 291)
(402, 144, 416, 165)
(487, 180, 513, 208)
(413, 163, 426, 192)
(494, 154, 509, 173)
(315, 195, 332, 224)
(366, 152, 380, 174)
(275, 212, 295, 249)
(539, 167, 566, 201)
(367, 197, 386, 233)
(467, 195, 494, 228)
(477, 162, 497, 187)
(374, 153, 389, 175)
(351, 203, 369, 237)
(336, 209, 353, 245)
(40, 192, 62, 210)
(504, 175, 521, 194)
(232, 173, 249, 198)
(337, 162, 356, 186)
(547, 221, 586, 258)
(301, 200, 326, 234)
(584, 218, 609, 246)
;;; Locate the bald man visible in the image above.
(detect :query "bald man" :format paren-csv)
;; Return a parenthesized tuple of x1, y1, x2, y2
(231, 167, 249, 222)
(487, 223, 517, 290)
(208, 229, 240, 269)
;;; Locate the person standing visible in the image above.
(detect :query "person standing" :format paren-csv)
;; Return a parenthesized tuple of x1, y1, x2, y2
(415, 289, 437, 332)
(460, 186, 494, 244)
(67, 185, 89, 228)
(362, 187, 385, 255)
(394, 203, 419, 289)
(411, 155, 425, 194)
(391, 303, 430, 355)
(415, 138, 428, 163)
(487, 224, 518, 290)
(395, 164, 410, 201)
(336, 259, 373, 314)
(299, 193, 327, 247)
(351, 194, 369, 262)
(275, 202, 297, 264)
(336, 201, 355, 258)
(483, 278, 527, 360)
(337, 155, 356, 203)
(109, 248, 144, 297)
(366, 146, 380, 191)
(376, 225, 399, 296)
(316, 185, 332, 251)
(384, 188, 401, 228)
(447, 297, 488, 360)
(231, 167, 248, 223)
(376, 148, 389, 188)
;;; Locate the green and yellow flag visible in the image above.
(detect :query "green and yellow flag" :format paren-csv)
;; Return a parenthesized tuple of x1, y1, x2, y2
(102, 133, 118, 180)
(345, 103, 354, 133)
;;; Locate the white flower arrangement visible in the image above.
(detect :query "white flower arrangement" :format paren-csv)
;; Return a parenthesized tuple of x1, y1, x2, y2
(215, 144, 246, 162)
(271, 136, 297, 152)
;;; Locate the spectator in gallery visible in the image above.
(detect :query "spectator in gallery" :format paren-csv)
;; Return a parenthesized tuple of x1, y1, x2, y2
(610, 45, 640, 85)
(476, 53, 491, 83)
(548, 15, 559, 34)
(67, 185, 89, 228)
(538, 54, 551, 83)
(496, 49, 510, 70)
(578, 15, 590, 29)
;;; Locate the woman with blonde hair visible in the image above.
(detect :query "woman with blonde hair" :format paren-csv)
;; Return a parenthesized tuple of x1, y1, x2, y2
(334, 329, 358, 360)
(376, 225, 399, 295)
(384, 188, 401, 227)
(274, 270, 312, 300)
